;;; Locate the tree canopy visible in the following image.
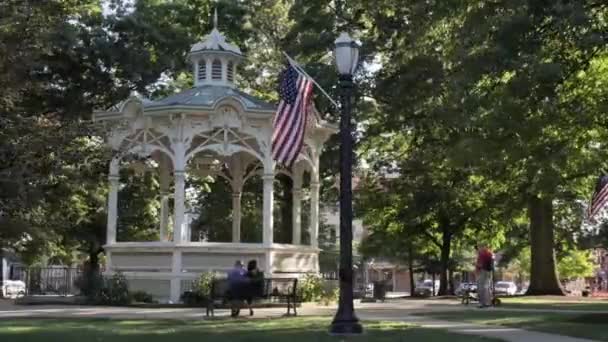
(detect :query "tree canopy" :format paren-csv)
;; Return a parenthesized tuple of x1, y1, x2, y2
(2, 0, 608, 297)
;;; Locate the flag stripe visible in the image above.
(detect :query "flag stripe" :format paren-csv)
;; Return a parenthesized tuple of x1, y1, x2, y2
(272, 76, 305, 149)
(591, 183, 608, 213)
(283, 80, 312, 164)
(272, 76, 304, 142)
(589, 176, 608, 220)
(272, 76, 307, 155)
(276, 80, 307, 161)
(272, 65, 313, 166)
(284, 82, 313, 164)
(591, 195, 608, 217)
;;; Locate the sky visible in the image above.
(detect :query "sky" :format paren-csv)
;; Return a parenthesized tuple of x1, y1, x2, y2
(101, 0, 134, 16)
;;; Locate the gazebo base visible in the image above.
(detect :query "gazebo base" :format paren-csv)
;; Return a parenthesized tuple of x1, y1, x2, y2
(104, 242, 320, 303)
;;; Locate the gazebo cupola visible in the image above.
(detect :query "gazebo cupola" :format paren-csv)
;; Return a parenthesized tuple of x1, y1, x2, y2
(190, 10, 244, 87)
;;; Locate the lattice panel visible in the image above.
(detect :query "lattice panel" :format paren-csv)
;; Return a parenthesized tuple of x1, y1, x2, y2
(188, 127, 261, 158)
(117, 128, 173, 159)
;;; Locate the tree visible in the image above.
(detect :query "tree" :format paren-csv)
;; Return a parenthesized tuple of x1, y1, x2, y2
(363, 0, 608, 295)
(505, 247, 532, 286)
(360, 226, 431, 296)
(356, 142, 507, 296)
(456, 3, 608, 295)
(0, 0, 187, 253)
(557, 249, 595, 281)
(117, 166, 161, 242)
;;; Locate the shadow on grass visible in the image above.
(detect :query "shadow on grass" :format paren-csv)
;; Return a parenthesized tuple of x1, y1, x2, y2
(417, 310, 608, 341)
(0, 317, 500, 342)
(567, 313, 608, 324)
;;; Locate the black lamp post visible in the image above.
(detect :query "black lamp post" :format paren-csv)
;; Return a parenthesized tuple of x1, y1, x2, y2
(329, 32, 363, 335)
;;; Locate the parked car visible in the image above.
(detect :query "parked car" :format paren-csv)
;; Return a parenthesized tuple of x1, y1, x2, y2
(1, 280, 26, 298)
(414, 279, 440, 296)
(455, 282, 477, 296)
(494, 281, 517, 296)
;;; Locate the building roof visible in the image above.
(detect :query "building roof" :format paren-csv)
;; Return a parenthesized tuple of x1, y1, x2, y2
(144, 85, 276, 112)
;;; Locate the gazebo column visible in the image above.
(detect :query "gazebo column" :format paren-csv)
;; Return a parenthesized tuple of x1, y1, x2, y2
(262, 157, 275, 276)
(310, 179, 320, 249)
(170, 140, 187, 304)
(170, 169, 186, 303)
(230, 157, 244, 243)
(292, 167, 303, 245)
(159, 161, 170, 242)
(106, 160, 119, 245)
(172, 141, 187, 244)
(232, 192, 242, 242)
(262, 172, 274, 247)
(159, 193, 170, 241)
(173, 170, 186, 243)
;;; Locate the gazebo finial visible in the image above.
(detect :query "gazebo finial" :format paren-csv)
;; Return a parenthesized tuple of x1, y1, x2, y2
(213, 7, 218, 29)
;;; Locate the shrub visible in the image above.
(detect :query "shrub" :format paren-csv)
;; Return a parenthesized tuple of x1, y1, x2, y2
(297, 274, 324, 302)
(193, 272, 216, 298)
(181, 291, 201, 305)
(131, 290, 156, 304)
(182, 272, 216, 306)
(297, 274, 338, 305)
(91, 273, 131, 306)
(76, 270, 104, 298)
(318, 283, 339, 306)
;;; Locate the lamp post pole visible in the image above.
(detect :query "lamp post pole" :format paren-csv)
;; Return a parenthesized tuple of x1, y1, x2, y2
(330, 32, 363, 335)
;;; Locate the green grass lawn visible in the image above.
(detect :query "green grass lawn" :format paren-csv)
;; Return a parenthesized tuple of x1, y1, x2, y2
(0, 317, 501, 342)
(416, 309, 608, 341)
(498, 296, 608, 311)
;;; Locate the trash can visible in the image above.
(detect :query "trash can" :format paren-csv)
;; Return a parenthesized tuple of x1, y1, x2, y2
(373, 281, 387, 301)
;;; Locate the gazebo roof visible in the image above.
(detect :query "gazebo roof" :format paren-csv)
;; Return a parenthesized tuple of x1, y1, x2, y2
(93, 8, 337, 158)
(144, 85, 275, 112)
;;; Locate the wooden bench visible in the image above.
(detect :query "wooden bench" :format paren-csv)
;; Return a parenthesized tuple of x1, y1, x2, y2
(206, 277, 298, 317)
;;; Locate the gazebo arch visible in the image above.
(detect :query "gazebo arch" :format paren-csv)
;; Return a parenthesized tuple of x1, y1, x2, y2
(93, 19, 336, 303)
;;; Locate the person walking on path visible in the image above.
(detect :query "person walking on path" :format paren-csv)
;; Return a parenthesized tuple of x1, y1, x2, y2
(476, 244, 493, 308)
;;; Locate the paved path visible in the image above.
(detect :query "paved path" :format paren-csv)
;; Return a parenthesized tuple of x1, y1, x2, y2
(0, 299, 600, 342)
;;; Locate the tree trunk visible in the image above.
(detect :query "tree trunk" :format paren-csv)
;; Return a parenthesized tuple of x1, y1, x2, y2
(81, 249, 102, 298)
(89, 250, 100, 275)
(526, 195, 564, 295)
(448, 268, 455, 295)
(408, 242, 415, 297)
(438, 232, 451, 296)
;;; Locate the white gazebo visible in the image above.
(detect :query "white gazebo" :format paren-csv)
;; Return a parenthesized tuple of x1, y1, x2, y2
(93, 20, 336, 303)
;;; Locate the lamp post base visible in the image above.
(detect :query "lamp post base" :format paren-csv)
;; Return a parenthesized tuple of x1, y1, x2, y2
(329, 317, 363, 335)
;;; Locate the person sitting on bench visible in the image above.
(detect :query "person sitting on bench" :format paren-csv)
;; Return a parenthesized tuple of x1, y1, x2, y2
(227, 260, 248, 317)
(245, 260, 264, 316)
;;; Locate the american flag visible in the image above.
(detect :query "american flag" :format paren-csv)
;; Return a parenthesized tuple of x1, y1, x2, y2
(272, 64, 313, 166)
(588, 175, 608, 220)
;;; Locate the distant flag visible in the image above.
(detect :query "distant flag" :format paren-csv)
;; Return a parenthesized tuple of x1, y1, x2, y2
(272, 63, 313, 166)
(588, 174, 608, 220)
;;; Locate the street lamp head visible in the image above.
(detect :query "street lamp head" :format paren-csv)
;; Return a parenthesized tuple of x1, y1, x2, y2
(334, 32, 360, 76)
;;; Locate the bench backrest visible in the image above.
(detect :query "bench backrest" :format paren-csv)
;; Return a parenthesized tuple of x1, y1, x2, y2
(210, 277, 297, 298)
(263, 278, 298, 297)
